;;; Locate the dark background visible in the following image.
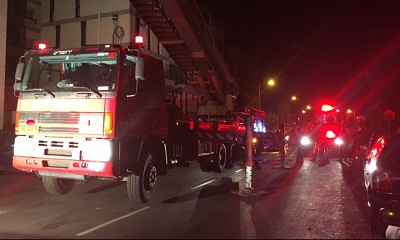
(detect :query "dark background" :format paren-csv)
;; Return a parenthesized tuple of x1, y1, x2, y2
(198, 0, 400, 127)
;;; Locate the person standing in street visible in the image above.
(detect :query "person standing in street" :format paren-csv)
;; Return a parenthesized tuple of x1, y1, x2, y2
(295, 127, 304, 163)
(278, 122, 287, 169)
(350, 115, 372, 172)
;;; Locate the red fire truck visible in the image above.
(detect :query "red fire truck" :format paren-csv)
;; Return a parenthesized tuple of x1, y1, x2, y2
(11, 40, 265, 203)
(300, 101, 344, 162)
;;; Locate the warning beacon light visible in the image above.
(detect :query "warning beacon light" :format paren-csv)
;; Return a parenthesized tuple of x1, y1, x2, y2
(38, 43, 47, 50)
(321, 104, 334, 112)
(134, 36, 144, 47)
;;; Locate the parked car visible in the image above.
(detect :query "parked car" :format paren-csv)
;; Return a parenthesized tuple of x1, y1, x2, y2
(364, 133, 400, 237)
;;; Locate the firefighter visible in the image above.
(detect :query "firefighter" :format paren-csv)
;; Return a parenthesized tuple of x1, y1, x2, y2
(295, 127, 304, 163)
(313, 115, 338, 166)
(278, 122, 287, 169)
(350, 115, 371, 172)
(166, 95, 183, 129)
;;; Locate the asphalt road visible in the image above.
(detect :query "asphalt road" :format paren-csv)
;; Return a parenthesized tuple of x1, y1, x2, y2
(0, 147, 378, 239)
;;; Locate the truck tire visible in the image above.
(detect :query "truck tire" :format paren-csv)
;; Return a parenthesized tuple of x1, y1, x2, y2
(225, 144, 237, 169)
(213, 143, 226, 173)
(199, 160, 212, 172)
(127, 150, 157, 203)
(42, 176, 75, 195)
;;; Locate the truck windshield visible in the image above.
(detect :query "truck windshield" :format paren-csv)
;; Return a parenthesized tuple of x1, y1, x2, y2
(21, 52, 118, 92)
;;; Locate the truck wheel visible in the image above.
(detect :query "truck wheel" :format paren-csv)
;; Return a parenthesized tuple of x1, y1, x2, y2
(42, 176, 75, 195)
(199, 160, 212, 172)
(225, 144, 237, 169)
(213, 143, 226, 173)
(127, 150, 157, 203)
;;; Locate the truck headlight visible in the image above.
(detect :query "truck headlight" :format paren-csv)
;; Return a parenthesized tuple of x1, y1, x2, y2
(334, 137, 343, 145)
(300, 136, 311, 145)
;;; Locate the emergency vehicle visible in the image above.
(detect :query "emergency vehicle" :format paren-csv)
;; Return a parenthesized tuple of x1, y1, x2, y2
(300, 102, 344, 159)
(11, 38, 266, 204)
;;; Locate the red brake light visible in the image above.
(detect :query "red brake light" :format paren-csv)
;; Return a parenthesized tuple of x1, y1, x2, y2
(372, 171, 393, 191)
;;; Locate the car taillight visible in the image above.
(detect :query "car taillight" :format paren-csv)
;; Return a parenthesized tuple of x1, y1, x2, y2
(372, 171, 393, 192)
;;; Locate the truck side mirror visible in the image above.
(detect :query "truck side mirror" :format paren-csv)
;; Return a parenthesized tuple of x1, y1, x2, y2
(13, 62, 24, 97)
(13, 82, 22, 91)
(135, 59, 145, 81)
(15, 62, 24, 82)
(126, 59, 145, 98)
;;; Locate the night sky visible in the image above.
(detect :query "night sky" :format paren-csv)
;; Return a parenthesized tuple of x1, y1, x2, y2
(198, 0, 400, 121)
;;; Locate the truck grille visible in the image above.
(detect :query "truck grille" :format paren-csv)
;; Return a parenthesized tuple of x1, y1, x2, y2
(37, 112, 80, 124)
(19, 112, 103, 135)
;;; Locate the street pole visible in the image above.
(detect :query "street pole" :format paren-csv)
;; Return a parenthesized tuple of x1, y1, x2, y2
(258, 84, 261, 109)
(231, 115, 267, 197)
(244, 115, 254, 190)
(284, 99, 287, 124)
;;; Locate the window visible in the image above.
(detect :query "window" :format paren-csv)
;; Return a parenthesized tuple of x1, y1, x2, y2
(50, 0, 54, 22)
(75, 0, 80, 18)
(21, 53, 118, 92)
(56, 25, 60, 48)
(81, 21, 86, 46)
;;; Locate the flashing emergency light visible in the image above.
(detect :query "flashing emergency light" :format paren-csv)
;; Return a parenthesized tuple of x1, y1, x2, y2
(38, 43, 47, 50)
(321, 104, 334, 112)
(325, 130, 336, 139)
(134, 36, 144, 47)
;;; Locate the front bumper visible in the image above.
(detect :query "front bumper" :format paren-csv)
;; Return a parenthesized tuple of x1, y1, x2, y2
(13, 135, 117, 178)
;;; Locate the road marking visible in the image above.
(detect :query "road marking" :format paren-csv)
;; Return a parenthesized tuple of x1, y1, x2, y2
(190, 179, 217, 189)
(75, 206, 151, 236)
(240, 200, 256, 238)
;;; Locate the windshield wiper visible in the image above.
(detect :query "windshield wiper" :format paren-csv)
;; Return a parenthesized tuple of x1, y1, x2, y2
(23, 88, 55, 98)
(56, 79, 102, 98)
(74, 86, 102, 98)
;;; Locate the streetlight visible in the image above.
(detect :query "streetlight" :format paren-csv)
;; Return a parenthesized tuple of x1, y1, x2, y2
(284, 95, 297, 125)
(258, 79, 275, 109)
